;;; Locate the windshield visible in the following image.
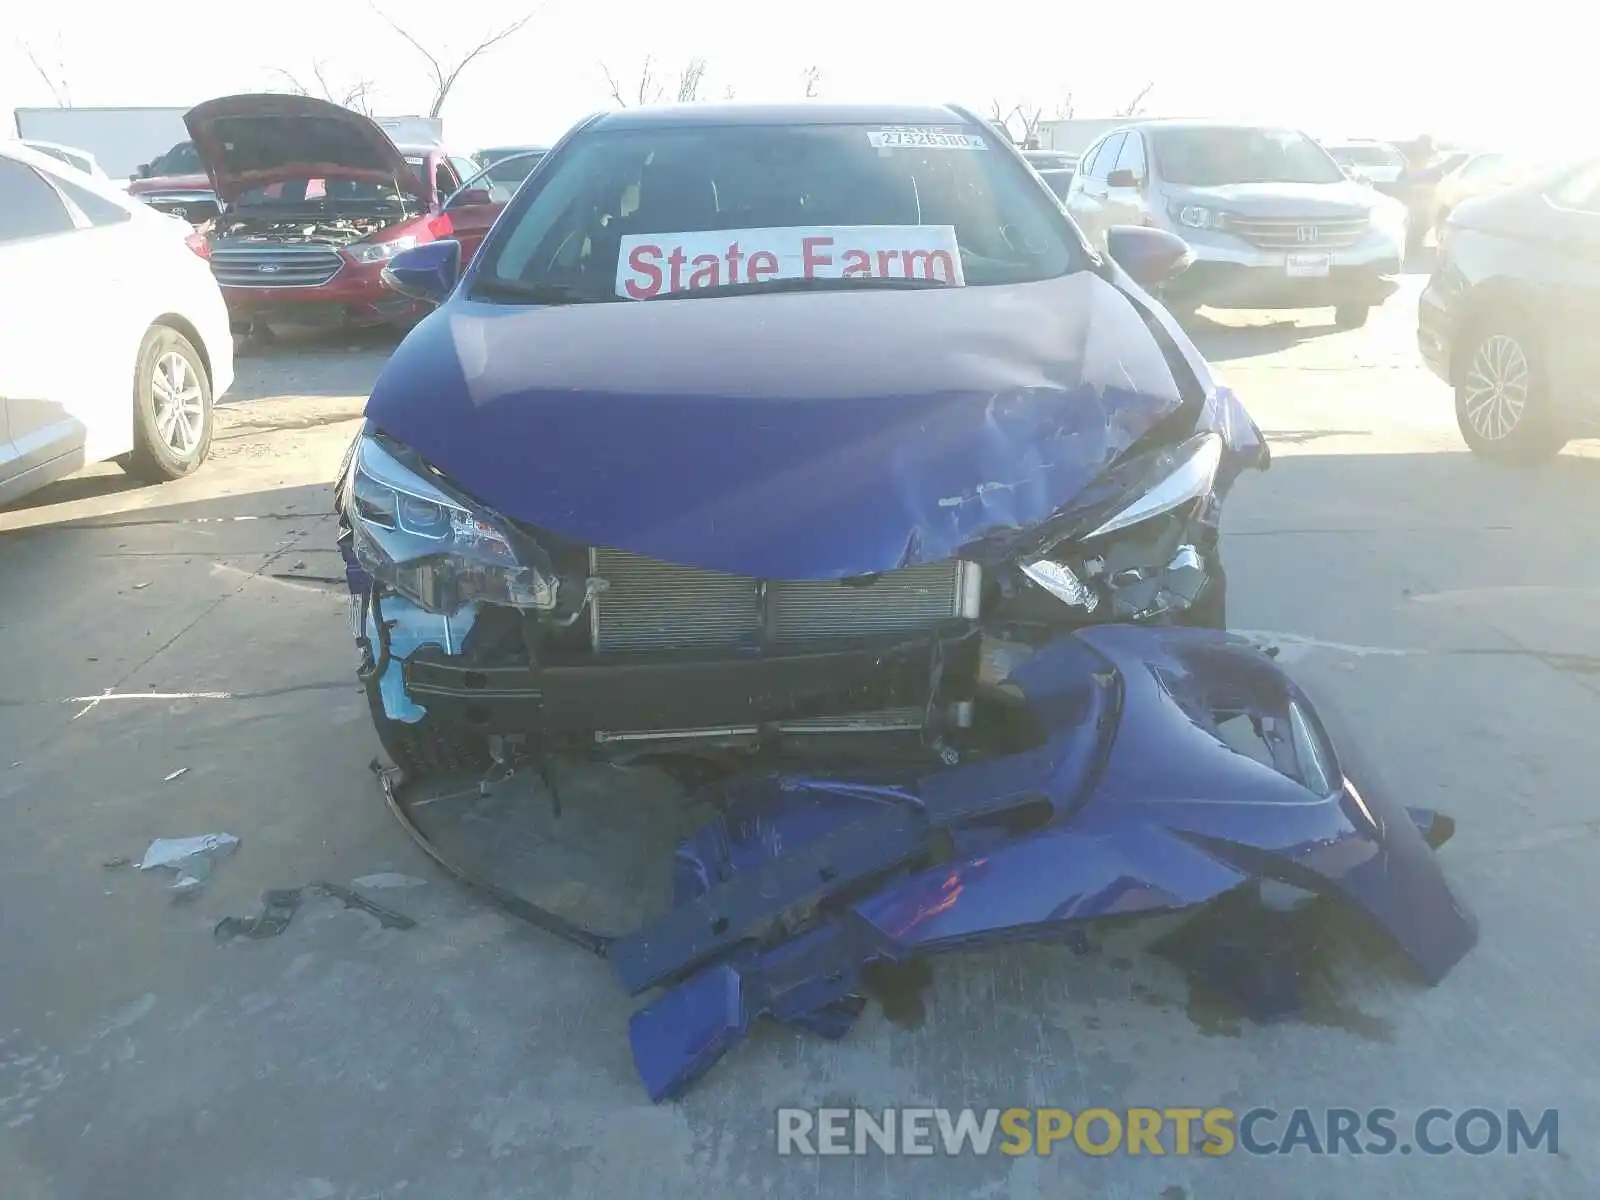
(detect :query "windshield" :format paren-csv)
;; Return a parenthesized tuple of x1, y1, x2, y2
(1153, 127, 1346, 187)
(153, 142, 202, 175)
(1330, 144, 1398, 166)
(233, 176, 411, 208)
(474, 122, 1080, 303)
(485, 152, 545, 186)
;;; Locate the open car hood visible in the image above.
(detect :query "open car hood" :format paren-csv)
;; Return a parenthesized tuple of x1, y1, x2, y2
(364, 271, 1218, 580)
(183, 93, 427, 205)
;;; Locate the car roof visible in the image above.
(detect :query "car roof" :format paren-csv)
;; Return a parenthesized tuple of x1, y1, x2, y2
(586, 101, 972, 131)
(1, 141, 150, 211)
(21, 138, 97, 159)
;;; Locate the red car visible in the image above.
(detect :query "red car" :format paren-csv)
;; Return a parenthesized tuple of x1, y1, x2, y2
(184, 94, 490, 332)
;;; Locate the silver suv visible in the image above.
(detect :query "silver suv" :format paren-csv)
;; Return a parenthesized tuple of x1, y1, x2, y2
(1065, 120, 1409, 328)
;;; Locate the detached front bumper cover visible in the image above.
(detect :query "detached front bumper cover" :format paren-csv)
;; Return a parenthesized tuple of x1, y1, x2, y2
(613, 625, 1476, 1101)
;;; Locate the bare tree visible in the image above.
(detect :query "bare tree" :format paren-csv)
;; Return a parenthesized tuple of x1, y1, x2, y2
(723, 83, 737, 100)
(676, 57, 707, 103)
(802, 65, 822, 98)
(18, 37, 71, 107)
(1117, 81, 1155, 118)
(1052, 94, 1075, 121)
(601, 56, 664, 106)
(272, 61, 377, 116)
(986, 99, 1043, 146)
(370, 2, 537, 117)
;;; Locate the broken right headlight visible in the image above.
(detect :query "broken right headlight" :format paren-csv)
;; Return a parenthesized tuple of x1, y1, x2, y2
(342, 431, 559, 614)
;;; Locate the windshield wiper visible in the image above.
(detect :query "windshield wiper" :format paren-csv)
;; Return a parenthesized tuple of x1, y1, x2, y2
(469, 278, 610, 306)
(642, 276, 955, 301)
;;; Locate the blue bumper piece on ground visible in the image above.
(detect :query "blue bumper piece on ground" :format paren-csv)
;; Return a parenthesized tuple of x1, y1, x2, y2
(618, 625, 1478, 1102)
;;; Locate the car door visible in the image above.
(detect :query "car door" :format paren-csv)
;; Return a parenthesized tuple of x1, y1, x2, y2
(1070, 133, 1124, 246)
(0, 156, 85, 494)
(1104, 131, 1150, 228)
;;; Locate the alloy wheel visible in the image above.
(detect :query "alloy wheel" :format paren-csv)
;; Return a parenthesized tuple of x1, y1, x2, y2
(151, 351, 205, 457)
(1460, 332, 1530, 442)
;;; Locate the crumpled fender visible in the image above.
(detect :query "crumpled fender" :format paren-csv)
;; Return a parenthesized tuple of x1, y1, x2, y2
(624, 625, 1476, 1101)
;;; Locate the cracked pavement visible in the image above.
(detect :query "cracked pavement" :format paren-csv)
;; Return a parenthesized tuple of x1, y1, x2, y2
(2, 283, 1598, 1200)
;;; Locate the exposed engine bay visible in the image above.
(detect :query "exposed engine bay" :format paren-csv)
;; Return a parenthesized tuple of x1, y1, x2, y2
(208, 212, 398, 246)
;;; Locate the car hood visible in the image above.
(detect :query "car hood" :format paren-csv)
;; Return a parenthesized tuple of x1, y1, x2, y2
(184, 93, 427, 205)
(1167, 180, 1375, 216)
(363, 271, 1199, 580)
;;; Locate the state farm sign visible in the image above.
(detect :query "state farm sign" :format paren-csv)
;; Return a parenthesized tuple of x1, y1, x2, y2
(615, 225, 965, 300)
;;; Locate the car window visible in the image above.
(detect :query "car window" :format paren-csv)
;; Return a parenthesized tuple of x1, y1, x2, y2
(1113, 133, 1146, 179)
(154, 142, 202, 175)
(1090, 135, 1125, 181)
(40, 171, 132, 227)
(452, 156, 534, 206)
(449, 157, 479, 186)
(1152, 127, 1345, 186)
(478, 122, 1082, 301)
(1073, 140, 1104, 183)
(0, 159, 80, 243)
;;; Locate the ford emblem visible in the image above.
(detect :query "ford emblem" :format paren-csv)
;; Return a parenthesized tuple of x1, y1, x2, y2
(257, 263, 282, 274)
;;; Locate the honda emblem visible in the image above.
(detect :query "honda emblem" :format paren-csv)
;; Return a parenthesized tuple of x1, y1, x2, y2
(1295, 225, 1319, 244)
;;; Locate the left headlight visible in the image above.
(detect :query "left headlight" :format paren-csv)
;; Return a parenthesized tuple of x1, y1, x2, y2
(342, 432, 559, 613)
(1081, 431, 1223, 539)
(346, 235, 420, 264)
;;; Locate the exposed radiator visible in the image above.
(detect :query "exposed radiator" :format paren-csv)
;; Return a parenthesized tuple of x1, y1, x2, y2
(587, 548, 981, 742)
(589, 548, 981, 654)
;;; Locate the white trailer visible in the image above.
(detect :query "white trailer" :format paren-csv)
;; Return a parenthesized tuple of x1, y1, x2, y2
(12, 106, 192, 181)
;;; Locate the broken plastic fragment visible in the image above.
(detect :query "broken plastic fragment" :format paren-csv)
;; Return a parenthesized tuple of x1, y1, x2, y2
(163, 768, 189, 782)
(138, 833, 240, 891)
(351, 873, 428, 890)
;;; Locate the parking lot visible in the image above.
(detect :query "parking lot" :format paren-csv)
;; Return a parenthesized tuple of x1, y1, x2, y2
(3, 264, 1598, 1199)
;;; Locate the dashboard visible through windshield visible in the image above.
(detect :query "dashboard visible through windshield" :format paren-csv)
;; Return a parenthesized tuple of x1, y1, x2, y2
(474, 122, 1082, 303)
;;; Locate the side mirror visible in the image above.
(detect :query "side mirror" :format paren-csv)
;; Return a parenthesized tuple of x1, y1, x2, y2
(450, 187, 493, 208)
(380, 240, 462, 306)
(1106, 168, 1141, 190)
(1105, 225, 1193, 288)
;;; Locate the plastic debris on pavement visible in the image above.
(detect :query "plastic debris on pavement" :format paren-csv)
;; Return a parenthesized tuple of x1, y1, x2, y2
(214, 882, 417, 942)
(138, 833, 240, 893)
(163, 768, 189, 782)
(351, 873, 427, 890)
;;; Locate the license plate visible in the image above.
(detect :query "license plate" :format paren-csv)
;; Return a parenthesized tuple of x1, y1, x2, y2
(1286, 252, 1332, 278)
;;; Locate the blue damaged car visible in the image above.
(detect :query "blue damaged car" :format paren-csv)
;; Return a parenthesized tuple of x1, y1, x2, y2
(335, 103, 1475, 1100)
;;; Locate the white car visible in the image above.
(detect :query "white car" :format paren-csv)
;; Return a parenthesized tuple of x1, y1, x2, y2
(20, 139, 111, 183)
(0, 142, 234, 505)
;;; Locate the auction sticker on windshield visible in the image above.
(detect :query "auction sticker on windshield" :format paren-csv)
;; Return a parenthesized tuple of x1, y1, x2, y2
(868, 128, 989, 150)
(616, 225, 966, 299)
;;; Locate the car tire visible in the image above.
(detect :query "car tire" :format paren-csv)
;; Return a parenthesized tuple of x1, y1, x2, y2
(365, 685, 489, 782)
(1333, 303, 1370, 330)
(121, 326, 214, 483)
(1454, 314, 1567, 464)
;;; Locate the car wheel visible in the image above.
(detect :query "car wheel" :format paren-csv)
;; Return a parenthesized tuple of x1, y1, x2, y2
(121, 326, 213, 483)
(1454, 318, 1567, 463)
(1333, 303, 1370, 330)
(365, 685, 489, 782)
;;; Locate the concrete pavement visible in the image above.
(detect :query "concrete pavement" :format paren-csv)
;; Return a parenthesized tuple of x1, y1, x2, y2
(2, 285, 1597, 1199)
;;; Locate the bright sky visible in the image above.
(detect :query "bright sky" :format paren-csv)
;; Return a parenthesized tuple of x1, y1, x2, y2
(2, 1, 1587, 153)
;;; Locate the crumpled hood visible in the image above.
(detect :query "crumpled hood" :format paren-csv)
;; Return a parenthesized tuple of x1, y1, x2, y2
(364, 271, 1205, 580)
(184, 93, 427, 205)
(1168, 180, 1375, 217)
